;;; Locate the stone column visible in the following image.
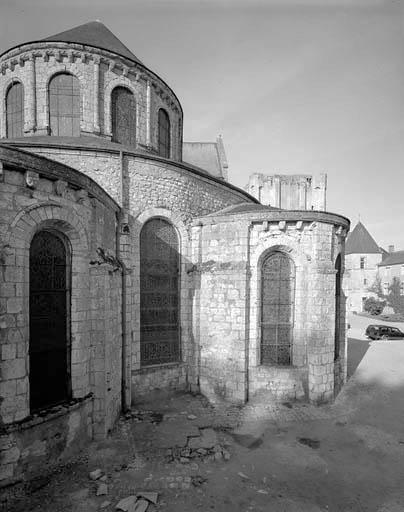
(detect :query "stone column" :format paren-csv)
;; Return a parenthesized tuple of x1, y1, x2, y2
(24, 54, 36, 133)
(307, 262, 336, 404)
(93, 58, 100, 133)
(146, 80, 151, 148)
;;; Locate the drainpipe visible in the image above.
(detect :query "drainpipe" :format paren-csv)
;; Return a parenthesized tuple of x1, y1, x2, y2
(116, 212, 129, 413)
(117, 150, 130, 413)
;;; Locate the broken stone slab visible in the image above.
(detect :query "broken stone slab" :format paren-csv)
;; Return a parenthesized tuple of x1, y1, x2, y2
(214, 452, 222, 461)
(222, 449, 231, 461)
(116, 496, 137, 511)
(136, 492, 158, 504)
(133, 500, 149, 512)
(238, 472, 250, 480)
(101, 501, 111, 509)
(89, 469, 103, 480)
(100, 475, 108, 482)
(187, 414, 197, 420)
(96, 483, 108, 496)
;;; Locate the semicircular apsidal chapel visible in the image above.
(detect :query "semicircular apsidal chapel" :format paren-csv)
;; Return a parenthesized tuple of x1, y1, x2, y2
(0, 21, 350, 486)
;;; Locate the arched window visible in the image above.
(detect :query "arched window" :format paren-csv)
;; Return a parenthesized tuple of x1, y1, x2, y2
(49, 73, 80, 136)
(111, 86, 136, 146)
(261, 251, 295, 366)
(6, 82, 24, 138)
(140, 218, 180, 366)
(30, 230, 71, 411)
(158, 109, 170, 158)
(335, 254, 342, 360)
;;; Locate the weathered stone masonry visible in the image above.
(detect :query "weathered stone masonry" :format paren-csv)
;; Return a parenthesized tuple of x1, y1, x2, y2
(0, 21, 350, 487)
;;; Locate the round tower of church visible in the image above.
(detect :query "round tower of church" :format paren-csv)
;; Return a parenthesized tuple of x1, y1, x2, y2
(0, 21, 183, 160)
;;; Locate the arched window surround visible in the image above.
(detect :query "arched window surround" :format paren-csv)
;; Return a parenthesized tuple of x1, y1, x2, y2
(104, 77, 139, 140)
(1, 204, 90, 423)
(157, 108, 171, 158)
(5, 80, 24, 138)
(259, 250, 296, 367)
(48, 72, 81, 137)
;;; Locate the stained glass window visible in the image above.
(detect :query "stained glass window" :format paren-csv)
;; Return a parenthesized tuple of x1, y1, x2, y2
(158, 109, 170, 158)
(140, 218, 180, 366)
(6, 82, 23, 138)
(111, 86, 136, 146)
(261, 252, 295, 366)
(49, 73, 80, 136)
(29, 230, 71, 411)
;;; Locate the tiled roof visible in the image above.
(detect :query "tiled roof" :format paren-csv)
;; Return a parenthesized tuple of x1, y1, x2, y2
(345, 221, 381, 255)
(42, 21, 143, 65)
(379, 250, 404, 267)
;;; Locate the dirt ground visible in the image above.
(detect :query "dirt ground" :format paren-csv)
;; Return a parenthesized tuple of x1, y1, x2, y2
(3, 314, 404, 512)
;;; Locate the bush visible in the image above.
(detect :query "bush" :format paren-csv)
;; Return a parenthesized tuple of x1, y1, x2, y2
(363, 297, 385, 316)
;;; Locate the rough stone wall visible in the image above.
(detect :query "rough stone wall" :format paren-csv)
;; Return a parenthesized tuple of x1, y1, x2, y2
(0, 157, 122, 485)
(192, 213, 348, 404)
(343, 252, 381, 312)
(0, 42, 183, 160)
(0, 398, 92, 486)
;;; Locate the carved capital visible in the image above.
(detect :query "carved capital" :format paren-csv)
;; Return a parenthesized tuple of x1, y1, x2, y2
(25, 171, 39, 189)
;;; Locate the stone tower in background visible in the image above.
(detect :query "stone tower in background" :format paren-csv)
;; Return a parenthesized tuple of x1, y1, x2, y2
(245, 173, 327, 210)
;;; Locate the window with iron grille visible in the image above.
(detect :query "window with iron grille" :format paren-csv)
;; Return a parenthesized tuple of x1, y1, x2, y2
(29, 230, 71, 411)
(360, 257, 365, 269)
(49, 73, 80, 136)
(158, 109, 171, 158)
(261, 251, 295, 366)
(6, 82, 24, 138)
(111, 86, 136, 146)
(140, 218, 180, 366)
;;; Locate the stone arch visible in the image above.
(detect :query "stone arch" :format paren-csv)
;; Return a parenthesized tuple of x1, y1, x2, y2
(3, 204, 90, 420)
(1, 77, 24, 138)
(132, 208, 191, 370)
(104, 77, 139, 137)
(249, 238, 312, 370)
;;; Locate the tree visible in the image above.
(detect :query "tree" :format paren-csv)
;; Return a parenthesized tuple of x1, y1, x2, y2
(367, 275, 385, 300)
(386, 277, 404, 314)
(363, 297, 385, 316)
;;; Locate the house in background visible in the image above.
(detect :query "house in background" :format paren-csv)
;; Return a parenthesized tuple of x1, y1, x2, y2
(378, 248, 404, 295)
(343, 221, 388, 312)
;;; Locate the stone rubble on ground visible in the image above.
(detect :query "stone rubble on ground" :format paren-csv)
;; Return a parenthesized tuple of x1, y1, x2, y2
(101, 501, 111, 509)
(89, 469, 103, 480)
(96, 483, 108, 496)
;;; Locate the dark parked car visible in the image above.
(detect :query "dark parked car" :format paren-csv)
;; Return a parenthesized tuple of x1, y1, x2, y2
(365, 324, 404, 340)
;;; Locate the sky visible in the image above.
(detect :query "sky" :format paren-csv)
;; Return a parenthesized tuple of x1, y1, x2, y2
(1, 0, 404, 249)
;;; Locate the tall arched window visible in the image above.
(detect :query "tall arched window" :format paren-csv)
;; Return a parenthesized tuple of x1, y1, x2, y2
(6, 82, 24, 138)
(111, 86, 136, 146)
(335, 254, 342, 360)
(158, 109, 170, 158)
(140, 218, 180, 366)
(30, 230, 71, 411)
(261, 251, 295, 366)
(49, 73, 80, 136)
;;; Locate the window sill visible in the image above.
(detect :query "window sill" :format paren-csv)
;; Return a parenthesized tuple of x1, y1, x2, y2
(1, 393, 93, 434)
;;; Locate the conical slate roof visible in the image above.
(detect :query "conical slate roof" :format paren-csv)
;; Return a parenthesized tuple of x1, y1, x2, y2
(42, 21, 143, 65)
(345, 221, 380, 255)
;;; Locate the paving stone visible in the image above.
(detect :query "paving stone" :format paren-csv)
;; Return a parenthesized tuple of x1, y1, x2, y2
(116, 496, 137, 511)
(89, 469, 103, 480)
(96, 483, 108, 496)
(188, 428, 218, 450)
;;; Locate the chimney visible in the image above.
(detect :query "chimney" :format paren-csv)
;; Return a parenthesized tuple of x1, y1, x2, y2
(388, 245, 395, 253)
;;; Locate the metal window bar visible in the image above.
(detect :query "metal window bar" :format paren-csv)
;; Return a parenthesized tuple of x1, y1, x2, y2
(261, 252, 295, 366)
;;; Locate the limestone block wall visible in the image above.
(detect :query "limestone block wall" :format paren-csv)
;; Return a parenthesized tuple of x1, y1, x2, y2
(0, 41, 183, 160)
(192, 211, 349, 404)
(0, 147, 122, 485)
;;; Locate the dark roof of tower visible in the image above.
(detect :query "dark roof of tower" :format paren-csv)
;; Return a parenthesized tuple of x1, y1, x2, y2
(42, 21, 143, 65)
(345, 221, 380, 255)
